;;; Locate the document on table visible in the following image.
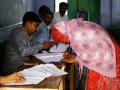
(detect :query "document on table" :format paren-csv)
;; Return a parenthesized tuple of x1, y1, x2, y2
(4, 64, 67, 85)
(34, 52, 64, 63)
(49, 43, 69, 53)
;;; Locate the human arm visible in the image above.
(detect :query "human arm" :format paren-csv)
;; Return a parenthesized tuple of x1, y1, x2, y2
(10, 28, 54, 57)
(13, 33, 54, 57)
(0, 73, 25, 84)
(42, 41, 55, 49)
(11, 31, 44, 57)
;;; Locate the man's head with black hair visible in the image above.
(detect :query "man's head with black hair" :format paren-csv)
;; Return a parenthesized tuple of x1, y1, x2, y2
(39, 5, 50, 19)
(59, 2, 68, 17)
(59, 2, 68, 8)
(23, 11, 41, 26)
(22, 11, 41, 35)
(43, 11, 53, 25)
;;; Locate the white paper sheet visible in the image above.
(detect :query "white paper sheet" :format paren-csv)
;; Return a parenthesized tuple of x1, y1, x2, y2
(32, 64, 67, 76)
(34, 52, 64, 63)
(4, 64, 67, 85)
(49, 43, 69, 53)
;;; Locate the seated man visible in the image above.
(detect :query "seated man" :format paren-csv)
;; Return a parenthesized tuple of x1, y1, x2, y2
(34, 11, 54, 44)
(2, 11, 54, 75)
(38, 5, 51, 20)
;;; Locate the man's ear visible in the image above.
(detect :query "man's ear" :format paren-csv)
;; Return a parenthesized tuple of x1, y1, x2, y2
(25, 21, 30, 27)
(24, 21, 31, 33)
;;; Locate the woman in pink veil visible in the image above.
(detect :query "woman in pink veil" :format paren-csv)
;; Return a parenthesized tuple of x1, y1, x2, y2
(51, 18, 120, 90)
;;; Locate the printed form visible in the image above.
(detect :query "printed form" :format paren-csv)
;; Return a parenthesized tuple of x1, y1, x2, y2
(4, 64, 67, 85)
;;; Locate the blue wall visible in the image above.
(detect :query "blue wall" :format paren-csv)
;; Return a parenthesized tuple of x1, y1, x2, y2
(0, 0, 28, 28)
(0, 0, 55, 42)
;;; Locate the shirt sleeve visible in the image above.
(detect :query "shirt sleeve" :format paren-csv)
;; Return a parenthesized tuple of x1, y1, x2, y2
(12, 32, 43, 57)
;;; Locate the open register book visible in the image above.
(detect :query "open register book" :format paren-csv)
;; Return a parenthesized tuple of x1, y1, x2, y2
(3, 64, 67, 85)
(34, 43, 69, 63)
(49, 43, 69, 53)
(34, 52, 64, 63)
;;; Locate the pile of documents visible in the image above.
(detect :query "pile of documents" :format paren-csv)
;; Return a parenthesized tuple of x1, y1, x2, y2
(49, 43, 69, 53)
(4, 64, 67, 85)
(34, 43, 69, 63)
(34, 52, 64, 63)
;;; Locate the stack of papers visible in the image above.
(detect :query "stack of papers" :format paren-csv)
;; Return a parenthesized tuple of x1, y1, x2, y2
(49, 43, 69, 53)
(34, 52, 64, 63)
(4, 64, 67, 85)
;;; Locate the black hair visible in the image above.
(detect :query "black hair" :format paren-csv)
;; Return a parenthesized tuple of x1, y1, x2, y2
(39, 5, 50, 18)
(59, 2, 68, 8)
(22, 11, 41, 26)
(44, 10, 53, 18)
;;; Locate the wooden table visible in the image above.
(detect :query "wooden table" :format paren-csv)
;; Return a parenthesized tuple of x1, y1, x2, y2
(25, 53, 76, 90)
(30, 53, 76, 90)
(31, 52, 76, 90)
(0, 76, 64, 90)
(0, 56, 64, 90)
(0, 52, 76, 90)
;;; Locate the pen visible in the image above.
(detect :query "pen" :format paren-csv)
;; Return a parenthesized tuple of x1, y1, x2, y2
(56, 43, 59, 49)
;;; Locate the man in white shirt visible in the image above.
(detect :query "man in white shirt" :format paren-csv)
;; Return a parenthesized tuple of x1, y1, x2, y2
(52, 2, 68, 25)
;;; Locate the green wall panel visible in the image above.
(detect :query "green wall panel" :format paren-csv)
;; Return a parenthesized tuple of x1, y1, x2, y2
(68, 0, 77, 19)
(68, 0, 100, 23)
